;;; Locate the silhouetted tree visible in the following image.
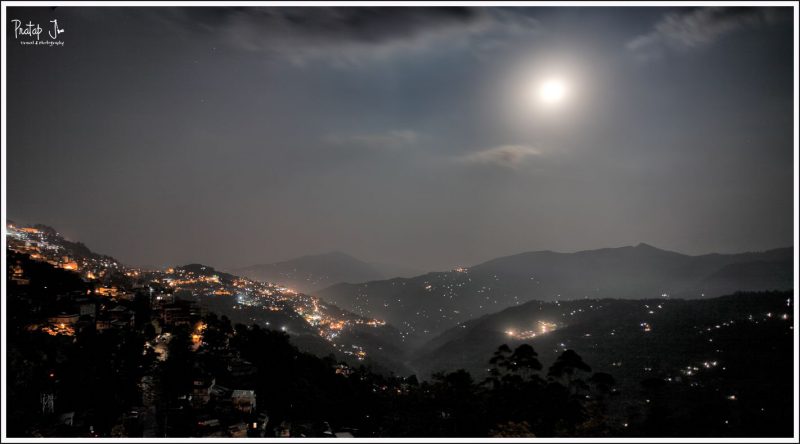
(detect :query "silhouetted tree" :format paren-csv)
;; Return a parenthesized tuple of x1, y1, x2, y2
(548, 349, 592, 394)
(508, 344, 543, 375)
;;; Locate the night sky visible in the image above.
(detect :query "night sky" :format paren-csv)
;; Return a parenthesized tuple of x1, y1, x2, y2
(6, 6, 795, 271)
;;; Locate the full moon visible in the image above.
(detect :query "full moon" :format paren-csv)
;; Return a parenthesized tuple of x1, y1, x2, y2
(538, 78, 568, 104)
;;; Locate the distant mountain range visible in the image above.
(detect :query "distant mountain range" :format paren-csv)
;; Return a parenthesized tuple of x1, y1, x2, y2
(8, 220, 795, 379)
(317, 244, 793, 343)
(231, 251, 424, 294)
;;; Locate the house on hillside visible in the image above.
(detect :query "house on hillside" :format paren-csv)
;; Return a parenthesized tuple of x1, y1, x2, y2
(231, 390, 256, 414)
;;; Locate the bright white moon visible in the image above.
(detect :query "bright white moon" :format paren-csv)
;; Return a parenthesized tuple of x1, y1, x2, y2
(539, 79, 568, 104)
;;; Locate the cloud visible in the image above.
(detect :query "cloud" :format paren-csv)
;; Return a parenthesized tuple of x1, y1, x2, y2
(458, 145, 541, 169)
(626, 7, 785, 60)
(154, 7, 540, 66)
(325, 130, 419, 149)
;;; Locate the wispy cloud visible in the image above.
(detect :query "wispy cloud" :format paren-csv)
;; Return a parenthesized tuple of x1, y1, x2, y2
(458, 145, 542, 169)
(154, 7, 540, 66)
(324, 130, 419, 149)
(626, 7, 785, 60)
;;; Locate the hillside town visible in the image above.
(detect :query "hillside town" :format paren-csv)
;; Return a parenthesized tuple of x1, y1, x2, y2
(6, 222, 395, 437)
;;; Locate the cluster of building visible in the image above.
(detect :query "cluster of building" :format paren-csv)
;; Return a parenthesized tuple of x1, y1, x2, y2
(13, 285, 136, 338)
(7, 224, 124, 284)
(505, 320, 560, 340)
(7, 222, 387, 367)
(148, 264, 385, 359)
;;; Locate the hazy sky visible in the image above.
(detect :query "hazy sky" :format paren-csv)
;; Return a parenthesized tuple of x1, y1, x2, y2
(6, 6, 795, 271)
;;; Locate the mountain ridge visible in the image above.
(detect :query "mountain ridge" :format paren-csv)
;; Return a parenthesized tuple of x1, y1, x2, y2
(317, 244, 793, 344)
(407, 290, 793, 381)
(231, 251, 386, 293)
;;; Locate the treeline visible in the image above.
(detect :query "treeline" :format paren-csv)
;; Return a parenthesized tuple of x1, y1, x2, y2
(163, 314, 619, 437)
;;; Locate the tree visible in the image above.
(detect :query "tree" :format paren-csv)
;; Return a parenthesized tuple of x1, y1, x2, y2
(483, 344, 512, 389)
(484, 344, 543, 389)
(489, 344, 512, 369)
(508, 344, 543, 376)
(160, 326, 193, 400)
(548, 350, 591, 388)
